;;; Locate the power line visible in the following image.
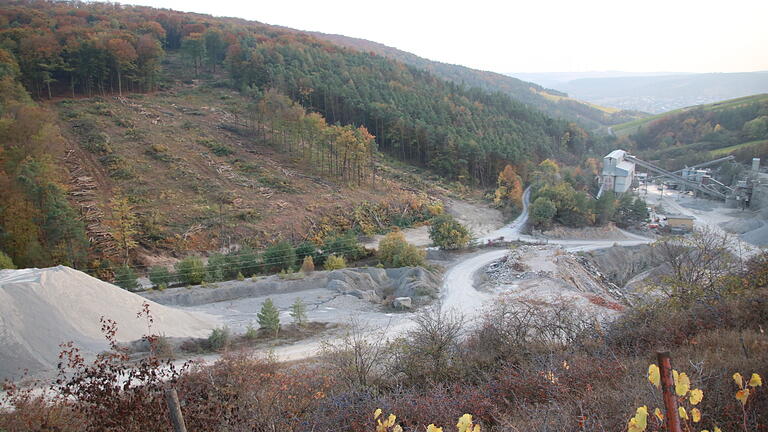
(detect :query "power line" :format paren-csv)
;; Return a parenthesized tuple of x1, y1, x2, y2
(69, 243, 370, 275)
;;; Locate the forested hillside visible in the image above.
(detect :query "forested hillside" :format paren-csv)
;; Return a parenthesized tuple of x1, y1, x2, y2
(0, 0, 608, 187)
(309, 31, 646, 130)
(614, 94, 768, 168)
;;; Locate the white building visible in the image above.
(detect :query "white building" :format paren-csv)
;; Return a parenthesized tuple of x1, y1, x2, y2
(600, 149, 635, 195)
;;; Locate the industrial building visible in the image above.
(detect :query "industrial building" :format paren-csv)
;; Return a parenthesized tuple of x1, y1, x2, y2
(599, 150, 635, 196)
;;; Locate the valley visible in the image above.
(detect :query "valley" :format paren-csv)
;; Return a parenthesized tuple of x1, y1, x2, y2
(0, 1, 766, 431)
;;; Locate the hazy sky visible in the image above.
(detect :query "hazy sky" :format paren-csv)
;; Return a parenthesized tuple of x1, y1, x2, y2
(118, 0, 768, 74)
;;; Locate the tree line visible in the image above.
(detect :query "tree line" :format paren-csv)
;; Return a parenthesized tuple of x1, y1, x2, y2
(0, 47, 89, 268)
(236, 89, 377, 186)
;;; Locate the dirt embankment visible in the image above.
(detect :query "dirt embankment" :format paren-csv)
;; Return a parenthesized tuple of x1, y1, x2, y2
(582, 244, 660, 288)
(446, 198, 506, 238)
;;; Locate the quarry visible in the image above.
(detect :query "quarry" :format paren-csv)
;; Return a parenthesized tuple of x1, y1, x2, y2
(2, 148, 765, 386)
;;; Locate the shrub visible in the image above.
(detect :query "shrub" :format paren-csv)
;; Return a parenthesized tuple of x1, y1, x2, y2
(262, 241, 295, 273)
(530, 196, 557, 229)
(295, 241, 318, 266)
(244, 324, 258, 340)
(290, 298, 307, 326)
(207, 327, 230, 351)
(153, 335, 174, 359)
(324, 254, 346, 270)
(176, 257, 205, 285)
(0, 251, 16, 269)
(378, 231, 426, 268)
(237, 271, 245, 281)
(205, 253, 227, 282)
(323, 231, 363, 261)
(226, 246, 258, 277)
(300, 255, 315, 273)
(429, 214, 471, 250)
(113, 265, 139, 291)
(198, 138, 234, 156)
(148, 265, 174, 287)
(258, 299, 280, 338)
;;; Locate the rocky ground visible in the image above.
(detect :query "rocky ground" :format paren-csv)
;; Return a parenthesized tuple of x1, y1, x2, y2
(478, 245, 628, 318)
(141, 266, 442, 337)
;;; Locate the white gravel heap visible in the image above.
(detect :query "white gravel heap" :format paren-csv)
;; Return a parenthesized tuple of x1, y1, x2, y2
(0, 266, 216, 381)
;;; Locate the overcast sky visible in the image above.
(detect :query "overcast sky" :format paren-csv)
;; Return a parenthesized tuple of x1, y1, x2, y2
(117, 0, 768, 74)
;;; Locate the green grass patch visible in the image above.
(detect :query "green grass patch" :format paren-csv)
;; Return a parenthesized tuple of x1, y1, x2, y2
(710, 139, 768, 157)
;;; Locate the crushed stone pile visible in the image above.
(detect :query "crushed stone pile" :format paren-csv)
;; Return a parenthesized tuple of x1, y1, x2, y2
(0, 266, 217, 381)
(483, 245, 627, 303)
(485, 245, 549, 284)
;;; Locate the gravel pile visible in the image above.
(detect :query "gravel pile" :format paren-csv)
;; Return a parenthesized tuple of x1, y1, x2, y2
(484, 247, 552, 284)
(0, 266, 217, 381)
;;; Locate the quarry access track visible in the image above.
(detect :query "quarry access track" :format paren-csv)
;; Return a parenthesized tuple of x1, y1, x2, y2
(222, 187, 655, 364)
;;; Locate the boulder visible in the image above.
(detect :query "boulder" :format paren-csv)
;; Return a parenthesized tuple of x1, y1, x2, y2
(393, 297, 413, 309)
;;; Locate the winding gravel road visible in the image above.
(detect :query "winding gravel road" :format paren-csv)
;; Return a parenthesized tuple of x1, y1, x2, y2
(440, 186, 653, 320)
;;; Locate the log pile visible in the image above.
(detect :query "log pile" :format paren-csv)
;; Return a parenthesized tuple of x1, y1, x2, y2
(64, 149, 119, 258)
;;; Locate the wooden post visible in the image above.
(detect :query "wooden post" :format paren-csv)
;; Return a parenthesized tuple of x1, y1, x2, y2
(164, 388, 188, 432)
(657, 351, 682, 432)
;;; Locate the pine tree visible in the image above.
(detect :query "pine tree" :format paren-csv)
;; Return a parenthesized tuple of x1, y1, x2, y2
(290, 298, 307, 327)
(257, 298, 280, 338)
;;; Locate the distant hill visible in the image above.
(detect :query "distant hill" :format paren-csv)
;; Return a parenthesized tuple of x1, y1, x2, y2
(613, 94, 768, 169)
(533, 72, 768, 114)
(307, 32, 645, 130)
(507, 71, 677, 90)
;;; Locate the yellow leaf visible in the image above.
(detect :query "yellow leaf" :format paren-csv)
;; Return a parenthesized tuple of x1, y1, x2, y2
(427, 425, 443, 432)
(386, 414, 396, 427)
(393, 426, 403, 432)
(689, 388, 704, 405)
(748, 373, 762, 387)
(733, 372, 743, 388)
(628, 406, 648, 432)
(648, 364, 661, 388)
(654, 408, 663, 422)
(472, 425, 480, 432)
(374, 408, 382, 420)
(735, 388, 750, 405)
(691, 408, 701, 423)
(714, 427, 722, 432)
(457, 414, 473, 432)
(679, 407, 688, 420)
(675, 372, 690, 397)
(701, 430, 710, 432)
